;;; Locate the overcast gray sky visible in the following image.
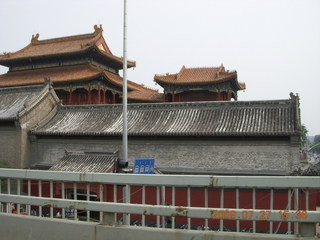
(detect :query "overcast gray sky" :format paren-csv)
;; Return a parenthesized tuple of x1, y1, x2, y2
(1, 0, 319, 135)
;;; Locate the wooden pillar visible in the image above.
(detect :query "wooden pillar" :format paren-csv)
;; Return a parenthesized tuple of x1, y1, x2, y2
(164, 94, 167, 102)
(88, 88, 92, 104)
(69, 88, 73, 105)
(227, 90, 231, 101)
(217, 89, 221, 101)
(172, 93, 175, 102)
(103, 90, 106, 104)
(112, 92, 116, 104)
(98, 87, 101, 104)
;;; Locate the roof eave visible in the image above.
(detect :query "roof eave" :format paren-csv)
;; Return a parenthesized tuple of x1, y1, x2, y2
(154, 73, 238, 86)
(94, 46, 136, 69)
(0, 46, 93, 67)
(126, 96, 163, 102)
(31, 131, 298, 138)
(0, 117, 17, 122)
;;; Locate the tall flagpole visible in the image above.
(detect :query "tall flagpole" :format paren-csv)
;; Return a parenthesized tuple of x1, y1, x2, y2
(123, 0, 128, 164)
(122, 0, 130, 226)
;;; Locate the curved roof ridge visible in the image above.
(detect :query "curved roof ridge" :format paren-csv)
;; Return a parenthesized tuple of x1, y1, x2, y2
(31, 31, 101, 46)
(177, 65, 186, 79)
(155, 65, 237, 76)
(182, 66, 237, 75)
(0, 25, 103, 60)
(95, 48, 136, 67)
(56, 98, 294, 111)
(31, 25, 103, 45)
(182, 65, 220, 70)
(0, 43, 33, 60)
(154, 73, 177, 80)
(237, 81, 246, 90)
(154, 73, 176, 77)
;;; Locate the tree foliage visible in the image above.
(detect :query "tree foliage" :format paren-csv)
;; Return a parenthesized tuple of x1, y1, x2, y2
(0, 161, 10, 168)
(310, 143, 320, 154)
(300, 124, 308, 147)
(314, 135, 320, 144)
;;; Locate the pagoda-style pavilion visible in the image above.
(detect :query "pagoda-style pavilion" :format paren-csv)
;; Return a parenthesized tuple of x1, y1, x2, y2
(0, 25, 162, 104)
(154, 65, 246, 102)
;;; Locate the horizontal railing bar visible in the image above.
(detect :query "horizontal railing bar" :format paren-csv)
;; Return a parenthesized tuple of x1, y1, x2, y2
(1, 168, 320, 188)
(1, 194, 320, 223)
(0, 213, 314, 240)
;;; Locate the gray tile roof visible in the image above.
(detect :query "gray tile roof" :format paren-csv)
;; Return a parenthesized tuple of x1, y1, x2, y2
(49, 152, 117, 173)
(0, 85, 44, 121)
(32, 99, 300, 137)
(290, 159, 320, 176)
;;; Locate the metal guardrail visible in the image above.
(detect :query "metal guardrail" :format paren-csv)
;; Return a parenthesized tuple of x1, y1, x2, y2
(0, 168, 320, 238)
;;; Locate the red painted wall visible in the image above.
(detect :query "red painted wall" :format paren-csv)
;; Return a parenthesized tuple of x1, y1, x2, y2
(26, 182, 317, 233)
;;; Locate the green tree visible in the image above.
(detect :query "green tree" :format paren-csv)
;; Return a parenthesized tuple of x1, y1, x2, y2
(300, 124, 308, 148)
(310, 143, 320, 154)
(314, 135, 320, 144)
(0, 161, 10, 168)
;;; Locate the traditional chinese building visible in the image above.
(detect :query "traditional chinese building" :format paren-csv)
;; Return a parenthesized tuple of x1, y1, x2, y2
(154, 65, 246, 102)
(29, 94, 301, 176)
(0, 25, 162, 104)
(0, 26, 247, 104)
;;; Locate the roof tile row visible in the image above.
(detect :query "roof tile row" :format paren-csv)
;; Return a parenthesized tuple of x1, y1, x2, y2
(0, 85, 44, 120)
(32, 100, 300, 137)
(49, 153, 116, 173)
